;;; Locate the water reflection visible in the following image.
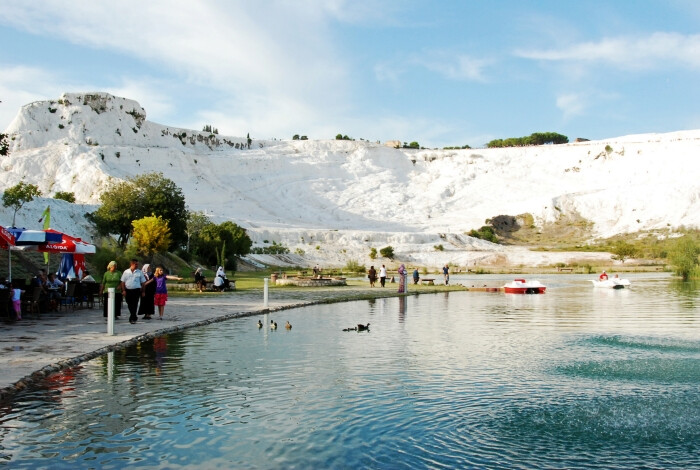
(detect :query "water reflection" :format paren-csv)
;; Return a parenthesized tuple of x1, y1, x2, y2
(0, 273, 698, 468)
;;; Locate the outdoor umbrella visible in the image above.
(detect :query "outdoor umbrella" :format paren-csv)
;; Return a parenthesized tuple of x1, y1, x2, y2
(6, 227, 63, 245)
(34, 229, 96, 255)
(0, 225, 63, 281)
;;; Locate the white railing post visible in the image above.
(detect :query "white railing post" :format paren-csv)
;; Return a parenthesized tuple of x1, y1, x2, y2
(264, 278, 269, 308)
(107, 287, 115, 335)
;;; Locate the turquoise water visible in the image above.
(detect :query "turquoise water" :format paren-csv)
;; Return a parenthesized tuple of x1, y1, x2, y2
(1, 274, 699, 468)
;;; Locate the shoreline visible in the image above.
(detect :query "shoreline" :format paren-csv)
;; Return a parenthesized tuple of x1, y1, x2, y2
(0, 285, 458, 403)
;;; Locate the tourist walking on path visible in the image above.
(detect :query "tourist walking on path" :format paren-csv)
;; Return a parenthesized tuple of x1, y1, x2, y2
(100, 261, 123, 318)
(368, 266, 377, 287)
(143, 266, 182, 320)
(379, 265, 387, 287)
(413, 268, 420, 284)
(121, 259, 146, 324)
(398, 264, 407, 293)
(138, 264, 155, 320)
(443, 264, 450, 285)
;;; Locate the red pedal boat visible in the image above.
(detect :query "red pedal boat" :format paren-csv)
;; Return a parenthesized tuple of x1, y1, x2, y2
(502, 278, 547, 294)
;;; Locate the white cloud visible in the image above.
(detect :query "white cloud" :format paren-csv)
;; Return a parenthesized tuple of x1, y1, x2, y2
(1, 0, 350, 114)
(556, 93, 587, 119)
(516, 32, 700, 71)
(0, 65, 68, 130)
(104, 79, 175, 123)
(413, 52, 492, 82)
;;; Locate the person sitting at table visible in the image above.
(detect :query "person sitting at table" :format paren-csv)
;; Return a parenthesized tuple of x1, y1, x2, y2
(81, 270, 96, 282)
(46, 273, 64, 311)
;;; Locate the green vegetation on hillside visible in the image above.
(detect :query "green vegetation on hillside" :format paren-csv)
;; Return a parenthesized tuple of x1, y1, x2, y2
(487, 132, 568, 148)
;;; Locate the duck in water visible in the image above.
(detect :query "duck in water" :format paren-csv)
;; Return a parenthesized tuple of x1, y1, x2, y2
(343, 323, 370, 332)
(285, 321, 292, 330)
(271, 320, 277, 329)
(257, 319, 263, 328)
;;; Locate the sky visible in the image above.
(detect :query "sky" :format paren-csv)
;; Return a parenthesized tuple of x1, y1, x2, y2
(2, 0, 700, 148)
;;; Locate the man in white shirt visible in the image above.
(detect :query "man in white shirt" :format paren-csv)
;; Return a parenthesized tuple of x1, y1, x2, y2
(121, 259, 146, 324)
(379, 265, 387, 287)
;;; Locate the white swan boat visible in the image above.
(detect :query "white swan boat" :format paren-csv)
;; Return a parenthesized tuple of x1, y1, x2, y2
(589, 277, 631, 289)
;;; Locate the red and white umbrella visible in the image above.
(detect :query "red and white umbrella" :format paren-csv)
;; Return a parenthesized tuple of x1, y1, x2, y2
(34, 229, 96, 254)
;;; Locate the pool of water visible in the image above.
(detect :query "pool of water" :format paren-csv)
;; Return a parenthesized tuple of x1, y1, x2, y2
(1, 274, 699, 468)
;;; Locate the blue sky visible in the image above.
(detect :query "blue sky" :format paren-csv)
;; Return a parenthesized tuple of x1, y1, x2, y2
(2, 0, 700, 148)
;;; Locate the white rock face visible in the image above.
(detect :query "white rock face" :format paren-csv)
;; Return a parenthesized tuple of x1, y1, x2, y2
(2, 92, 699, 268)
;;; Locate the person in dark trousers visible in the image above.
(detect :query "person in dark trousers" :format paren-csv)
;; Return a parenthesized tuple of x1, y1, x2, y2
(379, 265, 387, 287)
(121, 259, 146, 324)
(443, 264, 450, 285)
(138, 263, 155, 319)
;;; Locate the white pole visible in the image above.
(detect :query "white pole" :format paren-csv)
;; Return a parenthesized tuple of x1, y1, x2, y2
(264, 277, 269, 308)
(107, 287, 115, 335)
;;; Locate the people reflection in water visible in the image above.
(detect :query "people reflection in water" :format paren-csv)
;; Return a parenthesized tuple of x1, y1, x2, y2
(398, 296, 407, 321)
(154, 337, 168, 375)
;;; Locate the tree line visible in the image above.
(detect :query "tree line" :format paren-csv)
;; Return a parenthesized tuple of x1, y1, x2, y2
(486, 132, 569, 148)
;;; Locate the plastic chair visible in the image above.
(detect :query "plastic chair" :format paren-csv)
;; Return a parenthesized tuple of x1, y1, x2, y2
(59, 283, 77, 311)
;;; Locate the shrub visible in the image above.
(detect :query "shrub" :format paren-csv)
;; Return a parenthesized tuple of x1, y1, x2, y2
(668, 235, 700, 280)
(54, 191, 76, 203)
(345, 259, 366, 273)
(369, 247, 377, 259)
(468, 226, 499, 243)
(611, 241, 637, 263)
(434, 244, 444, 251)
(379, 246, 395, 259)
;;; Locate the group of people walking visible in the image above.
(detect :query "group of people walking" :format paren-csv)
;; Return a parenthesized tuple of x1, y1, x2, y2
(367, 265, 388, 288)
(368, 264, 451, 293)
(99, 259, 182, 324)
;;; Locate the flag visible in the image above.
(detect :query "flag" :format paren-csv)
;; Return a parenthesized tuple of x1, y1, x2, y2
(39, 206, 50, 264)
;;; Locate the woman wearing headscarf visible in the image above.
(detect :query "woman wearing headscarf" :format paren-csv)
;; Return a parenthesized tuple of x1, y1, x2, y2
(397, 264, 407, 293)
(99, 261, 122, 318)
(138, 263, 156, 319)
(215, 266, 230, 290)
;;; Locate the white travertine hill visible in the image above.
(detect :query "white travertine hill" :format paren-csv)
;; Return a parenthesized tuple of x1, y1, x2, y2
(2, 92, 699, 267)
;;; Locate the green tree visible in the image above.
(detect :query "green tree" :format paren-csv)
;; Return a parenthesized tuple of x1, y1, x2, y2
(379, 246, 395, 259)
(293, 134, 300, 140)
(668, 235, 700, 280)
(90, 172, 187, 248)
(130, 215, 172, 257)
(369, 247, 377, 260)
(611, 241, 637, 263)
(194, 221, 252, 270)
(2, 181, 42, 226)
(53, 191, 76, 203)
(186, 210, 211, 252)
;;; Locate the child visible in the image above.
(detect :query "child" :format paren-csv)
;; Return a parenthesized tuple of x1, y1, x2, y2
(145, 266, 182, 320)
(12, 286, 23, 320)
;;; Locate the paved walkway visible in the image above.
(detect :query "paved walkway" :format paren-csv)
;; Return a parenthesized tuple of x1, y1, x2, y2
(0, 286, 423, 401)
